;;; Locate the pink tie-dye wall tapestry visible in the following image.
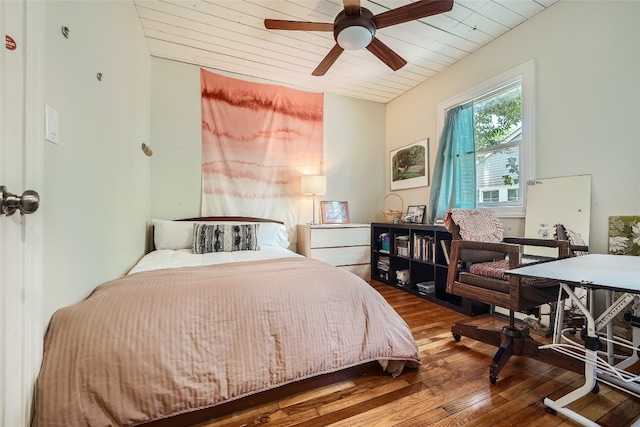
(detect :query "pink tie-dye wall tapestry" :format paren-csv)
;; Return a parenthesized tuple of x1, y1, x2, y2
(200, 69, 323, 234)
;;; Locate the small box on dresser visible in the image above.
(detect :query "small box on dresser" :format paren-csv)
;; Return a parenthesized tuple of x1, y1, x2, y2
(297, 223, 371, 281)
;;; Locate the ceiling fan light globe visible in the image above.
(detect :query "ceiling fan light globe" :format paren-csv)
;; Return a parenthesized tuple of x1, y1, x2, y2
(337, 26, 373, 50)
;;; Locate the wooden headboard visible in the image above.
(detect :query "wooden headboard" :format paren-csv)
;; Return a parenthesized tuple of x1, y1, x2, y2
(177, 216, 284, 224)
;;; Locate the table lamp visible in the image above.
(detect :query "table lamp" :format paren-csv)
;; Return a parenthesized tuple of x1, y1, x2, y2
(302, 175, 326, 225)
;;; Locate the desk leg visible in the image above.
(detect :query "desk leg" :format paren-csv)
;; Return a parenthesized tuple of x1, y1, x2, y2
(610, 294, 640, 371)
(544, 283, 600, 427)
(605, 290, 615, 365)
(543, 348, 598, 427)
(543, 398, 599, 427)
(597, 294, 640, 396)
(553, 288, 565, 345)
(614, 326, 640, 370)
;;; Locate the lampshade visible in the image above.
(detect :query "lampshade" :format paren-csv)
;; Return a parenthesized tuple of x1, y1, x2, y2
(337, 26, 373, 50)
(301, 175, 326, 196)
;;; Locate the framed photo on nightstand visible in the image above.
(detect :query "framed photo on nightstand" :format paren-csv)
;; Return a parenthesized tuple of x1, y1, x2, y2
(321, 201, 350, 224)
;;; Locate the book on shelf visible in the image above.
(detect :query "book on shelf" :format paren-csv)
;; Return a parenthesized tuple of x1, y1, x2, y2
(440, 239, 451, 265)
(412, 234, 435, 262)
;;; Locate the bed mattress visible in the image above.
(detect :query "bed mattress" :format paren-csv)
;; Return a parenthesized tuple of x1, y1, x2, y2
(33, 255, 420, 426)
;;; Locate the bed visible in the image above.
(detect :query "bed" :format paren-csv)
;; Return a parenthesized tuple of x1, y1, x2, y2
(32, 217, 421, 427)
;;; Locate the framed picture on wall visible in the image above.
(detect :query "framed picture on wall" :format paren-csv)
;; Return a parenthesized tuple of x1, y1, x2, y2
(321, 201, 350, 224)
(390, 139, 429, 190)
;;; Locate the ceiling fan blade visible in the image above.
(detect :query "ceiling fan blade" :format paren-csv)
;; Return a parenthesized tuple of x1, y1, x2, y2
(373, 0, 454, 29)
(312, 44, 345, 76)
(366, 37, 407, 71)
(343, 0, 361, 16)
(264, 20, 333, 31)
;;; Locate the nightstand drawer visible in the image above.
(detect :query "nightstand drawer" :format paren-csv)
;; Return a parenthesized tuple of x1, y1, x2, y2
(308, 245, 370, 267)
(308, 227, 370, 248)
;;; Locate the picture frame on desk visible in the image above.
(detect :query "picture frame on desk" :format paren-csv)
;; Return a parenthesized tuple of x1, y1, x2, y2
(320, 201, 350, 224)
(404, 205, 426, 224)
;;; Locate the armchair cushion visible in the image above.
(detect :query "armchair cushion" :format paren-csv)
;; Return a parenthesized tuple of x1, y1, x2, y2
(459, 270, 559, 301)
(469, 259, 511, 280)
(469, 259, 561, 288)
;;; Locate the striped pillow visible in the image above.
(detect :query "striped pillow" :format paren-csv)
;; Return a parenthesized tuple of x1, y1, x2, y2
(193, 223, 259, 254)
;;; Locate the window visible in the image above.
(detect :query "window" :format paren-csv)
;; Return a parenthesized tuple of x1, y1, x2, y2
(437, 60, 535, 218)
(481, 190, 499, 203)
(474, 82, 521, 207)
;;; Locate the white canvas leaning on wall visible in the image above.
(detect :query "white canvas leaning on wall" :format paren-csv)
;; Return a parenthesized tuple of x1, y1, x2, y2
(524, 174, 592, 256)
(494, 174, 592, 329)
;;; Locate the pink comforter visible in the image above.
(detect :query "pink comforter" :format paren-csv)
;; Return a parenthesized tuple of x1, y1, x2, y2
(33, 257, 420, 426)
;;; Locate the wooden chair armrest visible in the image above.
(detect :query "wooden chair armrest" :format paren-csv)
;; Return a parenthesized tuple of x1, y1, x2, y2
(503, 237, 567, 247)
(452, 239, 516, 252)
(502, 237, 570, 258)
(570, 245, 589, 252)
(448, 240, 522, 273)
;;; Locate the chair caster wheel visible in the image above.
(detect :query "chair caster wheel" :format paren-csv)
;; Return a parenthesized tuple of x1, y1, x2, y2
(592, 383, 599, 394)
(545, 407, 557, 415)
(452, 333, 461, 342)
(489, 373, 498, 384)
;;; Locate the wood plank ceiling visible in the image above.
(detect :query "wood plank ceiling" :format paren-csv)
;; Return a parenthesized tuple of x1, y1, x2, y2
(134, 0, 558, 104)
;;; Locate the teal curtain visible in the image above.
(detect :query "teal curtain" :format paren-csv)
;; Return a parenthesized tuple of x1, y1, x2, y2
(428, 103, 476, 223)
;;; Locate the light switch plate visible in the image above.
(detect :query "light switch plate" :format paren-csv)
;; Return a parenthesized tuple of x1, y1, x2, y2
(45, 104, 59, 144)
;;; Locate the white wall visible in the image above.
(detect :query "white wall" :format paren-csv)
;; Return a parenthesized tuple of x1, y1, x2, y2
(149, 58, 386, 241)
(149, 58, 201, 220)
(43, 1, 151, 321)
(386, 0, 640, 253)
(322, 94, 386, 224)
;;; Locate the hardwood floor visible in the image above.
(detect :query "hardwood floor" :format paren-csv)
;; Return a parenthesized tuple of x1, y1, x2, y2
(194, 280, 640, 427)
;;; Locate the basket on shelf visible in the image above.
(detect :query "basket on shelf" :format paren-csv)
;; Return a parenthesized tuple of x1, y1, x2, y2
(382, 193, 404, 223)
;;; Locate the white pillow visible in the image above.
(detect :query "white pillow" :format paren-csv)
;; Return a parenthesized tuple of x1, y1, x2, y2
(257, 222, 290, 249)
(152, 219, 195, 250)
(152, 219, 290, 250)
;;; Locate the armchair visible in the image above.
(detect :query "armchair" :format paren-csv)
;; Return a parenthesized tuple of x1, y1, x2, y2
(444, 209, 585, 384)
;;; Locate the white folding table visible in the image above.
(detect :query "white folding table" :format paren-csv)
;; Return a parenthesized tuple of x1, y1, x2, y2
(506, 254, 640, 427)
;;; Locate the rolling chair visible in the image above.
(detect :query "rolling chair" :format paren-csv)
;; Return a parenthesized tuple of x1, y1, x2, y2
(444, 208, 585, 384)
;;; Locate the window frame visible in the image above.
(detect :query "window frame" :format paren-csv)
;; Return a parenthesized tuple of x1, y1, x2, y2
(436, 60, 535, 218)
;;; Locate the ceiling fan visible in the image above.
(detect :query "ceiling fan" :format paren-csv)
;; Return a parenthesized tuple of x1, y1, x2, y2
(264, 0, 454, 76)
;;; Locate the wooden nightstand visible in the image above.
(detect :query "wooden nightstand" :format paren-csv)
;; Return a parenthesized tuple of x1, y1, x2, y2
(297, 224, 371, 281)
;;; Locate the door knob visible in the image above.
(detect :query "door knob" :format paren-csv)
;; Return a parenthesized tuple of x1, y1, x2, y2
(0, 186, 40, 216)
